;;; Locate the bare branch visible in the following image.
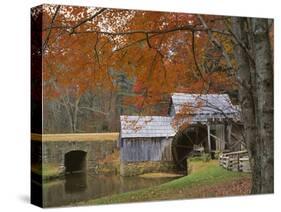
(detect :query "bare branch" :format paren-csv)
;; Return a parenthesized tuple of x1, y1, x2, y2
(69, 8, 107, 34)
(191, 30, 205, 81)
(223, 18, 256, 68)
(197, 15, 234, 74)
(43, 5, 61, 51)
(79, 106, 109, 115)
(94, 32, 100, 66)
(145, 32, 152, 48)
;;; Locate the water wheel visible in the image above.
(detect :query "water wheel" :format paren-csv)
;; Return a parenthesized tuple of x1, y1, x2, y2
(172, 125, 207, 174)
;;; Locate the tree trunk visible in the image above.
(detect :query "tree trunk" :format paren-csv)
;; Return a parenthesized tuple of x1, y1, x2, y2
(232, 17, 274, 194)
(72, 96, 81, 133)
(252, 18, 274, 193)
(61, 96, 74, 133)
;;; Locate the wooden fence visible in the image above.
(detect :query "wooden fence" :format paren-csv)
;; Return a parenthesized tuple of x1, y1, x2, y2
(219, 150, 251, 172)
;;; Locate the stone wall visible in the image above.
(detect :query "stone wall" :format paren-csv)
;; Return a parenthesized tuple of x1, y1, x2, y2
(120, 161, 178, 176)
(38, 140, 117, 176)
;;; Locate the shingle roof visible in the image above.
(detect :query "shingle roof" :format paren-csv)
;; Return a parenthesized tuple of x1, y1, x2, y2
(171, 93, 238, 120)
(120, 115, 176, 138)
(120, 93, 240, 139)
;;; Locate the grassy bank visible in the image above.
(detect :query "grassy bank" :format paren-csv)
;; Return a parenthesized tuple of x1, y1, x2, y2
(32, 163, 63, 180)
(78, 160, 251, 205)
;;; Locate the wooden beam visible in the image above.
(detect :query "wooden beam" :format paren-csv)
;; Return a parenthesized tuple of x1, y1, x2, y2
(207, 123, 211, 153)
(223, 150, 248, 156)
(227, 123, 232, 149)
(210, 133, 225, 144)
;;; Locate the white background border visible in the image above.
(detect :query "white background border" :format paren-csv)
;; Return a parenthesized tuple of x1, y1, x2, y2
(0, 0, 279, 211)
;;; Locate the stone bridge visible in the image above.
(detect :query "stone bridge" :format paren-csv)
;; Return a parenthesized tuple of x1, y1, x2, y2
(31, 133, 119, 177)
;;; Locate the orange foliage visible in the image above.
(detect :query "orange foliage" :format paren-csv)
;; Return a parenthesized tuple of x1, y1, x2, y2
(171, 100, 203, 130)
(40, 5, 236, 113)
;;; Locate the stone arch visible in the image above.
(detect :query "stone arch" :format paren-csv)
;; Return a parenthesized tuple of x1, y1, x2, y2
(172, 124, 208, 174)
(64, 150, 87, 174)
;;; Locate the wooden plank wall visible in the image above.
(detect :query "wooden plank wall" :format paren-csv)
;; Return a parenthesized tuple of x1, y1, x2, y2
(121, 137, 173, 162)
(214, 124, 225, 151)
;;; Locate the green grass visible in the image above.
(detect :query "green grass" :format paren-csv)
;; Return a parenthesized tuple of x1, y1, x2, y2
(32, 163, 62, 179)
(76, 160, 251, 205)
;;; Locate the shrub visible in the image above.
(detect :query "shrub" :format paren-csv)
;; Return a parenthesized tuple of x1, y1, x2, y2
(189, 153, 211, 162)
(189, 156, 202, 161)
(214, 151, 221, 159)
(201, 153, 211, 162)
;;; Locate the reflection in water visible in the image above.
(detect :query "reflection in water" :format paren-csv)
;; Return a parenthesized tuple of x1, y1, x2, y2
(42, 172, 178, 207)
(65, 173, 87, 193)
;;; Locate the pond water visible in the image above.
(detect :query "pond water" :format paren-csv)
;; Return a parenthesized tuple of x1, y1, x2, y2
(41, 172, 178, 207)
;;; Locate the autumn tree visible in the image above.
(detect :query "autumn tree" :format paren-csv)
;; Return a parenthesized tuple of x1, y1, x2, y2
(36, 5, 273, 194)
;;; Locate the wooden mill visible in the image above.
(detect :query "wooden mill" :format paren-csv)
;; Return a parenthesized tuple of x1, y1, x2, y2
(119, 93, 243, 176)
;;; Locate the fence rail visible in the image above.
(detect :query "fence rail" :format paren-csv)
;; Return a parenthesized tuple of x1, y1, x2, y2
(219, 150, 251, 173)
